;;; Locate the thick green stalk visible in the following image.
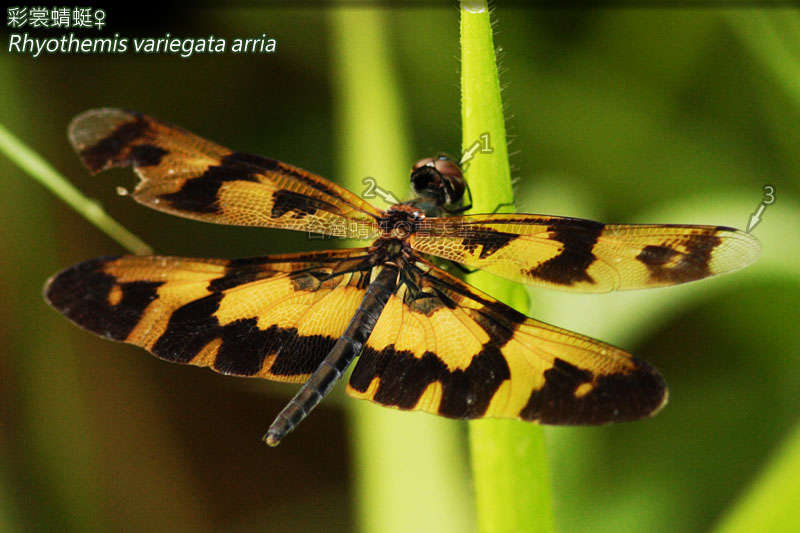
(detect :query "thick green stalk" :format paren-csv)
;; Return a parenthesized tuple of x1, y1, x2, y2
(331, 7, 472, 533)
(461, 3, 553, 533)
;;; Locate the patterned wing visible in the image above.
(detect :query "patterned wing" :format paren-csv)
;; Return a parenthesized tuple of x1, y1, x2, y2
(68, 108, 381, 238)
(45, 249, 376, 382)
(410, 215, 760, 292)
(346, 258, 666, 424)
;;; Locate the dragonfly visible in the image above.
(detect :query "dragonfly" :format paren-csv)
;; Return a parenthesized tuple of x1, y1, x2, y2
(45, 108, 761, 446)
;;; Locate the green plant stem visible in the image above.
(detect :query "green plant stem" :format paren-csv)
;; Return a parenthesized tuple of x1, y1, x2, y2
(461, 3, 553, 533)
(0, 124, 152, 255)
(331, 7, 472, 533)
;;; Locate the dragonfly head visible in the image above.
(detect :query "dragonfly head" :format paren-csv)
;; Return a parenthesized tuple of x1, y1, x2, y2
(410, 154, 465, 210)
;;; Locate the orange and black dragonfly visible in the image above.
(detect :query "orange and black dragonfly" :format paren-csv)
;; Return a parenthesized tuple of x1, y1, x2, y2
(45, 109, 760, 445)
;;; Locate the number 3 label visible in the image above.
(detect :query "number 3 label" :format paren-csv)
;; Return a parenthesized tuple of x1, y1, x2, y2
(762, 185, 776, 205)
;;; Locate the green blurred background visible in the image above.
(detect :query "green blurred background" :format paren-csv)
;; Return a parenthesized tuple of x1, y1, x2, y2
(2, 5, 799, 533)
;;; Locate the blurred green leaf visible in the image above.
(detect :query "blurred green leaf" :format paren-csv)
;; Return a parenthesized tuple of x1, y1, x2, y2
(725, 10, 800, 113)
(331, 7, 473, 533)
(715, 420, 800, 533)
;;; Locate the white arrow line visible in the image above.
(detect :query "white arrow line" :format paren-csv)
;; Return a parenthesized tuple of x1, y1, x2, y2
(747, 203, 767, 233)
(374, 186, 400, 205)
(460, 141, 481, 165)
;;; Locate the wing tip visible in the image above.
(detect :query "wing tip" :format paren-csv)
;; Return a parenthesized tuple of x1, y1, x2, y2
(68, 108, 147, 174)
(44, 256, 159, 342)
(647, 369, 670, 418)
(521, 356, 669, 425)
(44, 256, 116, 307)
(712, 226, 762, 273)
(607, 357, 669, 422)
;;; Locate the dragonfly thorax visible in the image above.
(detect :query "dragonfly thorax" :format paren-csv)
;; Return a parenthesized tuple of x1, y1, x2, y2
(379, 204, 425, 240)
